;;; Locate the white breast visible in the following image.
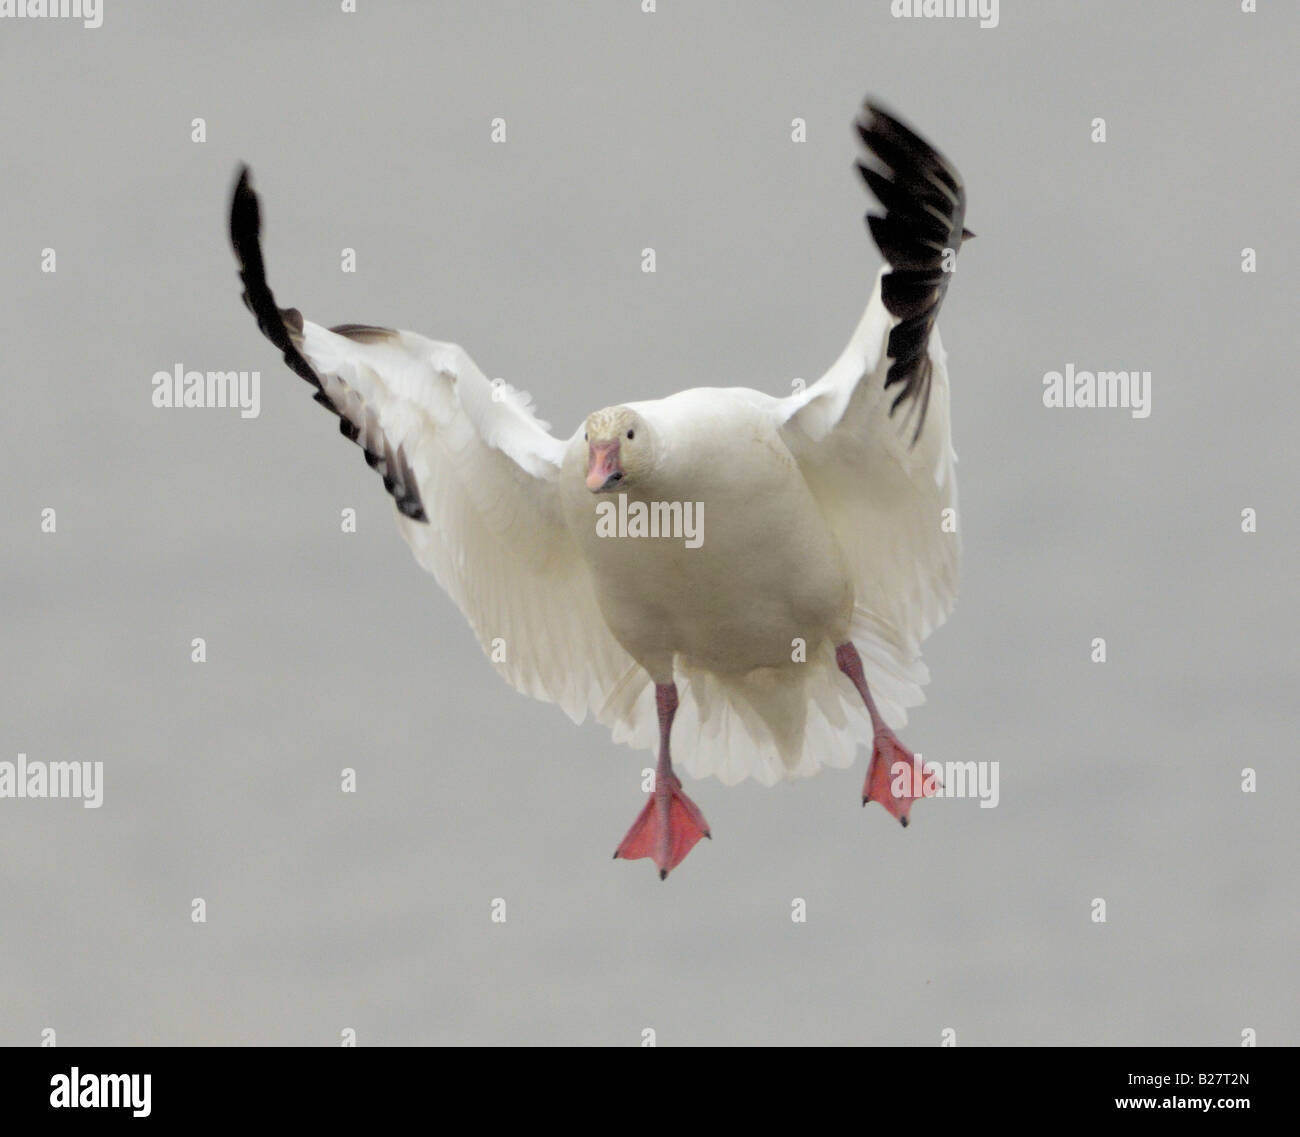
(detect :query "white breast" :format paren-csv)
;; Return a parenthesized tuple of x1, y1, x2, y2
(561, 388, 853, 681)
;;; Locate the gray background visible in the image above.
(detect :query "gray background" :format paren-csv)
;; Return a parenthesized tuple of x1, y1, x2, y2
(1, 0, 1296, 1045)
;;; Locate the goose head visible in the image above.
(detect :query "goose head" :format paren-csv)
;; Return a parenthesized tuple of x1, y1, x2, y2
(583, 406, 654, 493)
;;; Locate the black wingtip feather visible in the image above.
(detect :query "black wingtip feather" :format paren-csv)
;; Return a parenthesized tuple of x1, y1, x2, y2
(855, 100, 969, 446)
(229, 166, 321, 391)
(228, 166, 428, 524)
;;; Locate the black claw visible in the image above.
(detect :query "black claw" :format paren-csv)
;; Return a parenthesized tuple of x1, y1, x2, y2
(704, 832, 712, 840)
(659, 869, 668, 881)
(900, 816, 909, 828)
(612, 851, 620, 859)
(862, 797, 869, 807)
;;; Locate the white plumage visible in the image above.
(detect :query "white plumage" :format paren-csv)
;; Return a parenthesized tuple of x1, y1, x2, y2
(230, 98, 971, 873)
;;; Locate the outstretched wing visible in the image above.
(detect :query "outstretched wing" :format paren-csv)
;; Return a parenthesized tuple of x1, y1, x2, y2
(229, 167, 640, 723)
(856, 103, 969, 444)
(781, 101, 969, 661)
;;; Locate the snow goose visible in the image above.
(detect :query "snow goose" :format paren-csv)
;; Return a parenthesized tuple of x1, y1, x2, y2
(229, 99, 971, 878)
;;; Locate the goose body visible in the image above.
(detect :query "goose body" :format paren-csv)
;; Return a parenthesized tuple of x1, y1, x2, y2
(559, 387, 854, 681)
(229, 99, 971, 875)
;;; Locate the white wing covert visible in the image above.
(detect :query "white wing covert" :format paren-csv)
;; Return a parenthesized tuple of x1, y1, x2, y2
(781, 102, 969, 667)
(229, 168, 639, 724)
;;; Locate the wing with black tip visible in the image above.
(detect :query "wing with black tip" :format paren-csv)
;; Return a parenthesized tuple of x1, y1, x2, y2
(228, 167, 640, 724)
(856, 104, 969, 442)
(781, 100, 970, 658)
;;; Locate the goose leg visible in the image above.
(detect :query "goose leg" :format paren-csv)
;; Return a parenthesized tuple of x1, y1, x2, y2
(613, 683, 711, 878)
(835, 642, 939, 826)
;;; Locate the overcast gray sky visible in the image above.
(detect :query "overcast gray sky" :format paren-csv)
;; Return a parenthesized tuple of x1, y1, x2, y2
(1, 0, 1296, 1045)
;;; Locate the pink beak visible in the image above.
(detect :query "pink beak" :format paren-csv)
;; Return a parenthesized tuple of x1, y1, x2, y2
(586, 440, 623, 492)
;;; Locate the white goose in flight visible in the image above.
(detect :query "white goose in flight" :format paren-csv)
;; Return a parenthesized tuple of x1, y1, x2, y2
(229, 99, 971, 879)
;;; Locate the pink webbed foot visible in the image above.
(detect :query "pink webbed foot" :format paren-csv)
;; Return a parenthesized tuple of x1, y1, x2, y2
(863, 730, 940, 827)
(614, 774, 711, 880)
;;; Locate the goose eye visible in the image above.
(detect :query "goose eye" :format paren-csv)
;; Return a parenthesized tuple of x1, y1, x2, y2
(626, 429, 635, 440)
